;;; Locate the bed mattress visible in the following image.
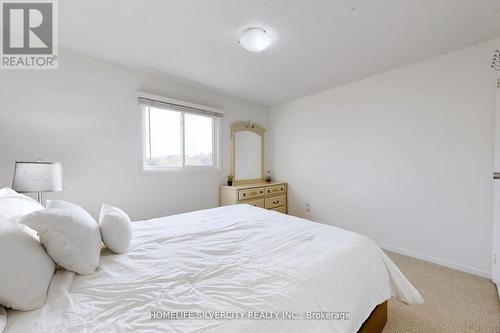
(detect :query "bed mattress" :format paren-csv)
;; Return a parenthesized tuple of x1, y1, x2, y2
(4, 204, 422, 333)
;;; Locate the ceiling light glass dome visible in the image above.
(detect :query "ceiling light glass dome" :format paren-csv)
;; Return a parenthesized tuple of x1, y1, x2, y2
(239, 28, 271, 52)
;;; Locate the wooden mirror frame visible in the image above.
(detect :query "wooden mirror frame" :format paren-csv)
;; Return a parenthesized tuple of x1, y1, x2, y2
(231, 121, 266, 185)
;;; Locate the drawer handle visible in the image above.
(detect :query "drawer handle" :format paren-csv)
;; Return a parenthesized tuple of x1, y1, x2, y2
(243, 193, 246, 197)
(273, 200, 280, 204)
(260, 191, 263, 193)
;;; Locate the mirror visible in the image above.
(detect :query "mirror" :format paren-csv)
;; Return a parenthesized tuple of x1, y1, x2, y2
(235, 131, 262, 180)
(232, 122, 265, 184)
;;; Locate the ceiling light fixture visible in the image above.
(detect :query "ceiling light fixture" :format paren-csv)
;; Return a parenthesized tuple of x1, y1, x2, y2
(239, 27, 271, 52)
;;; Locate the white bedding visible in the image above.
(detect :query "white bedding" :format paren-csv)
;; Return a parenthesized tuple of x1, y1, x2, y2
(4, 205, 422, 333)
(0, 307, 6, 333)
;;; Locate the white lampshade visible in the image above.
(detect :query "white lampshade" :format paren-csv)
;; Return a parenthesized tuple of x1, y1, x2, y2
(12, 161, 63, 193)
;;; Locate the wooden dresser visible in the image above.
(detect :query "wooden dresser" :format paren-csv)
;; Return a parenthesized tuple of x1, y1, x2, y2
(220, 182, 288, 214)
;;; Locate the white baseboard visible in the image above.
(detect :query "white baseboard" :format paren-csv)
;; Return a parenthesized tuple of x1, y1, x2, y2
(379, 243, 492, 280)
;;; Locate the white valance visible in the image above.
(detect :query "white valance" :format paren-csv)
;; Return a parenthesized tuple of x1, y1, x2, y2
(138, 93, 223, 118)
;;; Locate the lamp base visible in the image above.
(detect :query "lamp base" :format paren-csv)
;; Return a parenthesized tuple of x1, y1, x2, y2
(36, 192, 44, 205)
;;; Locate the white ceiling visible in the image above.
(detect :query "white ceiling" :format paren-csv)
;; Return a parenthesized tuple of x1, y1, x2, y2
(60, 0, 500, 106)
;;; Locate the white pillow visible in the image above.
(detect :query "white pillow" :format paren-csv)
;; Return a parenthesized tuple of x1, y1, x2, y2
(0, 216, 55, 311)
(99, 204, 132, 254)
(0, 187, 43, 222)
(20, 200, 102, 275)
(0, 188, 43, 239)
(0, 306, 6, 332)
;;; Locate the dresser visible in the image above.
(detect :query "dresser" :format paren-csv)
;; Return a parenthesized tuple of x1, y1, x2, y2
(220, 182, 288, 214)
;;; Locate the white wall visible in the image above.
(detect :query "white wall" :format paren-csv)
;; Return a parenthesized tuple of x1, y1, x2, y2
(270, 39, 499, 277)
(0, 49, 269, 220)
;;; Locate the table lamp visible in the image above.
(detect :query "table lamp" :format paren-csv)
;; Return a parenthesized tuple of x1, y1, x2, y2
(12, 161, 63, 204)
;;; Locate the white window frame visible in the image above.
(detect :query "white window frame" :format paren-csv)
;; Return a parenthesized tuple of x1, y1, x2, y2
(139, 93, 223, 173)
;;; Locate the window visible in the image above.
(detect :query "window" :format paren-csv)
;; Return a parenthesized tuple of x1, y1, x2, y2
(140, 94, 222, 171)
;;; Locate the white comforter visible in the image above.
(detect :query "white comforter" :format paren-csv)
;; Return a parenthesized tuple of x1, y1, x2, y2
(5, 205, 423, 333)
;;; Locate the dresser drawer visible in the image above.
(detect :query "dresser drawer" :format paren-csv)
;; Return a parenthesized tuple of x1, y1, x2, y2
(266, 184, 286, 195)
(270, 205, 287, 214)
(241, 198, 265, 208)
(238, 187, 266, 200)
(265, 194, 286, 209)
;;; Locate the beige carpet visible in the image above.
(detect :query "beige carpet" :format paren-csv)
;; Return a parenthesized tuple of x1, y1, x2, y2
(383, 251, 500, 333)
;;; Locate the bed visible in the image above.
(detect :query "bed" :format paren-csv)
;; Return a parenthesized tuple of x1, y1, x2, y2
(4, 204, 423, 332)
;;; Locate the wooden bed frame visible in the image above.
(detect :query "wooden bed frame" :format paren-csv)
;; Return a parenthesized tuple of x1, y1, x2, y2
(357, 301, 388, 333)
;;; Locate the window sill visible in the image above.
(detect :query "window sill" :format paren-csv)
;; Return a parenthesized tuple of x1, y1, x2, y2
(142, 165, 221, 175)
